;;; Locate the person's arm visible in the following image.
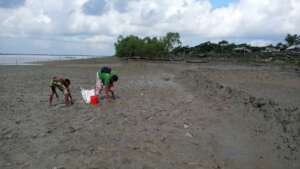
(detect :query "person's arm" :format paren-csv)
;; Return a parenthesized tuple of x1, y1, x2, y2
(49, 93, 54, 105)
(111, 90, 115, 100)
(63, 86, 73, 105)
(95, 73, 103, 96)
(104, 86, 110, 100)
(109, 83, 116, 100)
(95, 72, 99, 94)
(67, 88, 73, 104)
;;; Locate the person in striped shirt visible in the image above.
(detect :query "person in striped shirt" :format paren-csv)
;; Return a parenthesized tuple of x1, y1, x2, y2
(49, 76, 73, 106)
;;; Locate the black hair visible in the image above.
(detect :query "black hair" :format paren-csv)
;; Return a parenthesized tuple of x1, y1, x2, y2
(65, 78, 71, 86)
(111, 75, 118, 82)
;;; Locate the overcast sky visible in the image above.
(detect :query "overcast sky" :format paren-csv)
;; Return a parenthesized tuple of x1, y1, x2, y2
(0, 0, 299, 55)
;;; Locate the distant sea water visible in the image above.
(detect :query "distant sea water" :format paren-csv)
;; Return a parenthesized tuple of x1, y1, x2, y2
(0, 55, 95, 65)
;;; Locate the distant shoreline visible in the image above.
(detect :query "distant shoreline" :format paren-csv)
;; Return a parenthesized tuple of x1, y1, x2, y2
(0, 54, 111, 65)
(0, 53, 102, 57)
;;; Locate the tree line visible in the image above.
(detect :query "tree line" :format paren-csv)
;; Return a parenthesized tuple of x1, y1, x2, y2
(114, 32, 181, 58)
(114, 33, 300, 58)
(285, 34, 300, 46)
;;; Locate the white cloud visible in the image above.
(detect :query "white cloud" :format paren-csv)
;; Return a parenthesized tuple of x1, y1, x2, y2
(0, 0, 300, 54)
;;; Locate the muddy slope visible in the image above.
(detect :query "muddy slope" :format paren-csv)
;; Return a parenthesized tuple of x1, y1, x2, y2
(175, 69, 300, 169)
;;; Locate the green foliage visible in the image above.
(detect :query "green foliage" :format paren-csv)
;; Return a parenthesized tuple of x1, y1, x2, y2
(163, 32, 182, 52)
(218, 40, 229, 46)
(114, 32, 181, 58)
(285, 34, 300, 46)
(114, 33, 300, 59)
(192, 41, 217, 53)
(190, 41, 236, 54)
(172, 46, 190, 55)
(114, 35, 144, 57)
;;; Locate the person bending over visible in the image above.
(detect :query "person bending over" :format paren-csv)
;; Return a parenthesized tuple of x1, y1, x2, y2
(49, 76, 73, 105)
(96, 67, 118, 100)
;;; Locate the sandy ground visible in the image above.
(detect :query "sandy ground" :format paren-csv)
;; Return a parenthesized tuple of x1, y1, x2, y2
(0, 58, 299, 169)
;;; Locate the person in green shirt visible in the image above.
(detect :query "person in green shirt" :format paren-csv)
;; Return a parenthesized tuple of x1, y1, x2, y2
(96, 67, 118, 100)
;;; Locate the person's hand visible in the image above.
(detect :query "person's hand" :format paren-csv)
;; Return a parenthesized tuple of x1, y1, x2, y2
(110, 86, 115, 91)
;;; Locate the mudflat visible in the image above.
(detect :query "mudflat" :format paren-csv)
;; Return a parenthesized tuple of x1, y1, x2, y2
(0, 58, 299, 169)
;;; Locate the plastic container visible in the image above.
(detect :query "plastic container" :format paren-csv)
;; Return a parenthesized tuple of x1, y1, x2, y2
(81, 88, 95, 104)
(90, 95, 99, 105)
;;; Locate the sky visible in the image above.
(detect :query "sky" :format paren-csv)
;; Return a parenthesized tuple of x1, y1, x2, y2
(0, 0, 299, 55)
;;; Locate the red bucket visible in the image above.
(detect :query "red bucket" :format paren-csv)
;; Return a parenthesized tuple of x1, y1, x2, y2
(90, 95, 99, 105)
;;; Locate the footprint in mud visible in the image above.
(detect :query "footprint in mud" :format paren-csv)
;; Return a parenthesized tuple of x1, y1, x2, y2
(49, 99, 77, 109)
(0, 128, 18, 140)
(39, 99, 48, 103)
(49, 104, 70, 109)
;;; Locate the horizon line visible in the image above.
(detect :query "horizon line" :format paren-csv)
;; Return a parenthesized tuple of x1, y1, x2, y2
(0, 52, 112, 57)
